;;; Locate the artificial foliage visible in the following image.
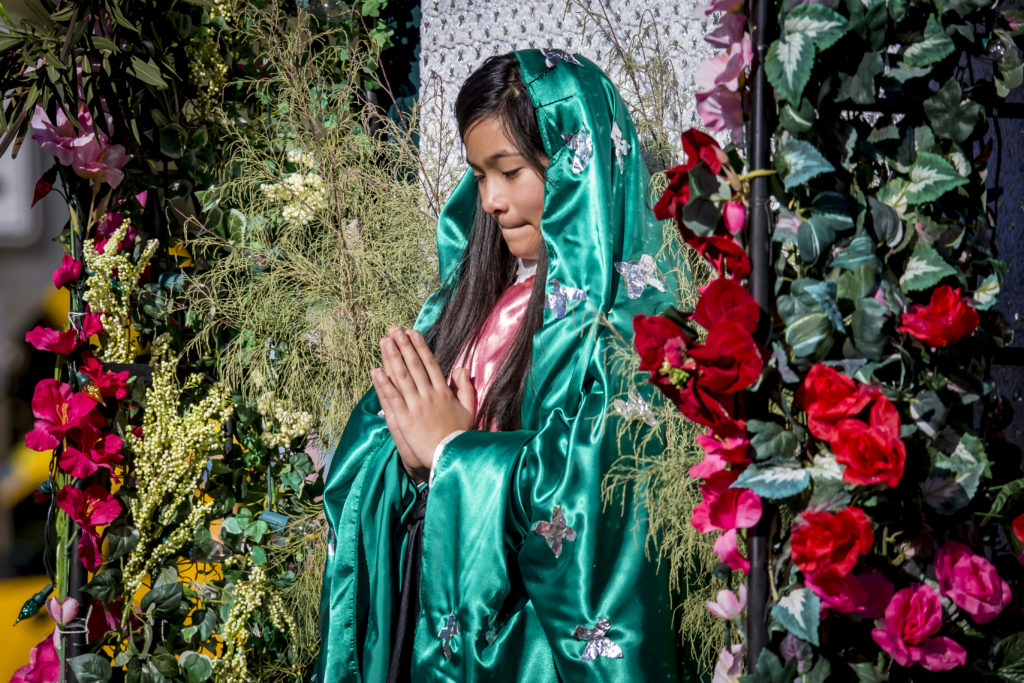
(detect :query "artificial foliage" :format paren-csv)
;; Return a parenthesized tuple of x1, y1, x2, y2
(3, 0, 410, 681)
(632, 0, 1024, 680)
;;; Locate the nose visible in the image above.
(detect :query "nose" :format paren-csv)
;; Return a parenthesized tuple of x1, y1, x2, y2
(479, 181, 507, 218)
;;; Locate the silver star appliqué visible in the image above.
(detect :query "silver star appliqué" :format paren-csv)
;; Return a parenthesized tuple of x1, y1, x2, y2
(531, 506, 578, 558)
(544, 279, 587, 318)
(614, 254, 667, 299)
(541, 48, 583, 69)
(572, 618, 623, 662)
(561, 128, 593, 174)
(612, 386, 658, 427)
(610, 121, 630, 172)
(438, 612, 460, 661)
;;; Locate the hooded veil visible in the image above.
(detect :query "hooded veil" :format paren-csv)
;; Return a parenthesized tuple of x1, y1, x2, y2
(318, 49, 691, 682)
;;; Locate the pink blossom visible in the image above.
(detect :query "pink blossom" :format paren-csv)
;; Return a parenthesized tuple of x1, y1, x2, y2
(95, 211, 137, 254)
(694, 36, 753, 94)
(871, 584, 967, 672)
(705, 13, 747, 49)
(56, 484, 122, 572)
(72, 131, 128, 188)
(30, 105, 94, 165)
(24, 379, 102, 452)
(45, 596, 79, 626)
(712, 643, 744, 683)
(79, 352, 129, 400)
(135, 190, 148, 207)
(714, 528, 750, 573)
(59, 424, 123, 479)
(10, 635, 59, 683)
(1013, 513, 1024, 565)
(698, 0, 746, 16)
(723, 202, 746, 235)
(691, 468, 763, 532)
(934, 541, 1011, 625)
(690, 452, 730, 478)
(52, 255, 83, 289)
(25, 326, 79, 355)
(706, 584, 747, 620)
(696, 89, 745, 145)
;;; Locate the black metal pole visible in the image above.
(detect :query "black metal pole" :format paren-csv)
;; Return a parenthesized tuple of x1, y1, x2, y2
(745, 0, 775, 668)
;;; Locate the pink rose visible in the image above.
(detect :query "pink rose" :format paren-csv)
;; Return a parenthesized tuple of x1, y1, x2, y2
(10, 635, 59, 683)
(934, 541, 1011, 625)
(871, 584, 967, 672)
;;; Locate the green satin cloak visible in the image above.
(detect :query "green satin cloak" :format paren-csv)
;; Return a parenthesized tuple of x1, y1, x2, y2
(317, 49, 697, 682)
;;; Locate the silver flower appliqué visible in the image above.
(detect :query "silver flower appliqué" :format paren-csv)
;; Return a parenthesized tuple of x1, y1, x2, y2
(438, 612, 460, 661)
(614, 254, 666, 299)
(541, 48, 583, 69)
(531, 506, 577, 558)
(572, 618, 624, 662)
(544, 279, 587, 318)
(612, 386, 658, 427)
(562, 129, 593, 174)
(610, 121, 630, 172)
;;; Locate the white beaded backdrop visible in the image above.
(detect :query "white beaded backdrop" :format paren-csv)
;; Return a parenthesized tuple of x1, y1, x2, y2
(417, 0, 718, 181)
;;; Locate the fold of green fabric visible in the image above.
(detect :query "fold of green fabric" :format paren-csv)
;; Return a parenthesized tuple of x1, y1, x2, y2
(317, 49, 698, 682)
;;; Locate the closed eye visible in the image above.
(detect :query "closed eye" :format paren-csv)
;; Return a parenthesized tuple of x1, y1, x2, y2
(503, 168, 521, 179)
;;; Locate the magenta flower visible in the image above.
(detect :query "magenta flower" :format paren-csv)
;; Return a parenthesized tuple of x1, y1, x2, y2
(934, 541, 1011, 625)
(871, 584, 967, 672)
(25, 326, 79, 355)
(56, 484, 122, 572)
(10, 634, 59, 683)
(723, 202, 746, 235)
(705, 584, 747, 620)
(713, 528, 750, 573)
(697, 0, 746, 16)
(95, 210, 137, 254)
(805, 569, 893, 617)
(24, 379, 102, 452)
(59, 424, 123, 479)
(52, 255, 83, 289)
(79, 352, 129, 400)
(691, 468, 763, 532)
(30, 105, 95, 165)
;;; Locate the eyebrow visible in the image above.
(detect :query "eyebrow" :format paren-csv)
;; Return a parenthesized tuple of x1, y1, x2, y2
(466, 150, 522, 169)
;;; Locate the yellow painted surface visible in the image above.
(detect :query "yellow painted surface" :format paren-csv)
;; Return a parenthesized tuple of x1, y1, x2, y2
(0, 576, 59, 680)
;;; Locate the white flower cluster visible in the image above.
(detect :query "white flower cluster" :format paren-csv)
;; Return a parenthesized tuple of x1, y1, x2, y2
(188, 32, 228, 112)
(256, 391, 314, 449)
(209, 0, 234, 23)
(81, 218, 159, 363)
(285, 148, 317, 168)
(260, 170, 327, 227)
(122, 335, 233, 600)
(214, 562, 296, 683)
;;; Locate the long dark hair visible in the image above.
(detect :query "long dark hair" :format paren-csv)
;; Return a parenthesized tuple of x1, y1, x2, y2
(425, 54, 549, 431)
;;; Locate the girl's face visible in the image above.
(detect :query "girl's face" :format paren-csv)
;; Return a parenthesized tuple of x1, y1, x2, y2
(464, 116, 548, 261)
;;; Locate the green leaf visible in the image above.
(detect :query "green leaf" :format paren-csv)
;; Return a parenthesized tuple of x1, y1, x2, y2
(936, 433, 990, 498)
(924, 79, 982, 143)
(682, 197, 722, 237)
(899, 241, 957, 291)
(181, 652, 213, 683)
(784, 5, 848, 49)
(851, 297, 888, 361)
(909, 390, 946, 438)
(766, 33, 815, 104)
(82, 569, 121, 604)
(902, 14, 955, 67)
(140, 582, 183, 618)
(106, 522, 139, 561)
(747, 420, 799, 461)
(868, 196, 903, 249)
(804, 657, 832, 683)
(811, 192, 854, 233)
(129, 56, 168, 89)
(829, 233, 879, 271)
(904, 152, 967, 204)
(158, 123, 186, 160)
(972, 273, 1000, 310)
(837, 51, 883, 104)
(779, 99, 815, 133)
(785, 313, 833, 357)
(797, 218, 835, 263)
(779, 139, 835, 190)
(733, 461, 810, 498)
(849, 661, 886, 682)
(251, 546, 267, 565)
(68, 654, 112, 683)
(772, 588, 820, 646)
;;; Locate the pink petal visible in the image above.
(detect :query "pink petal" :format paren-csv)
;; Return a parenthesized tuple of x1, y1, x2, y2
(723, 202, 746, 234)
(714, 528, 750, 573)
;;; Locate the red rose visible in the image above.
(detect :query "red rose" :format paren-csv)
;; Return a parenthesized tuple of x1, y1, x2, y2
(632, 315, 689, 374)
(790, 506, 874, 577)
(832, 396, 906, 487)
(898, 285, 980, 347)
(689, 320, 763, 395)
(688, 234, 751, 280)
(681, 128, 725, 175)
(805, 569, 893, 618)
(653, 130, 727, 221)
(802, 364, 875, 441)
(653, 165, 691, 221)
(694, 278, 760, 334)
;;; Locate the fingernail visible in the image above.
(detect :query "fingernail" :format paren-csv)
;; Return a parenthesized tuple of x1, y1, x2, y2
(386, 339, 396, 351)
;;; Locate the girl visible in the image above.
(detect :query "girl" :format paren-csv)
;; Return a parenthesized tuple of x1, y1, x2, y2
(318, 50, 691, 681)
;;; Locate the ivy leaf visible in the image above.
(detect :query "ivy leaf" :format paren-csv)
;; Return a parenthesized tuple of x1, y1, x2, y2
(772, 588, 821, 646)
(779, 139, 835, 190)
(902, 15, 955, 67)
(904, 152, 967, 204)
(68, 654, 112, 683)
(837, 51, 883, 104)
(811, 192, 855, 233)
(849, 661, 887, 682)
(780, 99, 815, 133)
(141, 582, 183, 618)
(972, 273, 1000, 310)
(181, 652, 213, 683)
(784, 5, 849, 49)
(732, 460, 811, 498)
(82, 568, 121, 604)
(747, 420, 799, 461)
(909, 389, 946, 438)
(851, 297, 888, 361)
(829, 233, 879, 271)
(766, 33, 816, 104)
(797, 219, 835, 263)
(868, 196, 903, 249)
(937, 433, 990, 498)
(899, 241, 957, 291)
(105, 521, 140, 561)
(924, 79, 982, 143)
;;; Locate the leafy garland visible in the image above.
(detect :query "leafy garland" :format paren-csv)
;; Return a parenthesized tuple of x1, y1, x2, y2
(636, 0, 1024, 679)
(5, 1, 401, 681)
